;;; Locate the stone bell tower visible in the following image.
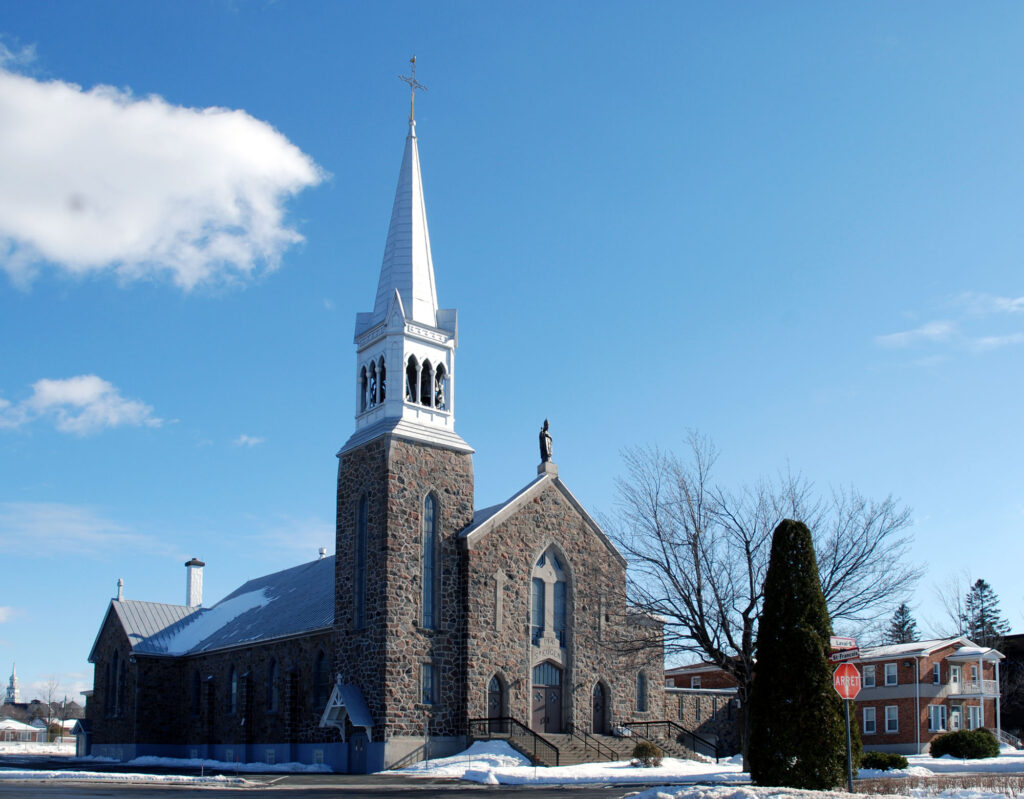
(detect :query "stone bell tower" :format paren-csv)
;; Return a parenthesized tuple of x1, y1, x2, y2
(333, 74, 475, 770)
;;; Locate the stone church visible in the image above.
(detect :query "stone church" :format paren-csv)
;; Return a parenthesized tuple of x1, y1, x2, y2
(85, 105, 664, 772)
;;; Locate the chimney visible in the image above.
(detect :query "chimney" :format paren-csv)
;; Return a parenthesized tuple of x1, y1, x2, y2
(116, 578, 124, 601)
(318, 547, 327, 560)
(185, 558, 205, 608)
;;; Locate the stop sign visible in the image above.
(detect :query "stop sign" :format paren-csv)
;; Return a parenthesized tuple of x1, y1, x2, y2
(834, 663, 862, 699)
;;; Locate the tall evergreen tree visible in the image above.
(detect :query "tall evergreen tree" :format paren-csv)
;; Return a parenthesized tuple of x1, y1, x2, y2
(962, 579, 1010, 649)
(748, 519, 846, 789)
(885, 603, 919, 644)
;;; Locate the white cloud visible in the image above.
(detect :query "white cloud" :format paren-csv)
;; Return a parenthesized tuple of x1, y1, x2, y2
(954, 291, 1024, 316)
(233, 434, 265, 447)
(0, 502, 165, 557)
(244, 514, 333, 558)
(969, 333, 1024, 352)
(0, 66, 323, 289)
(0, 39, 36, 69)
(875, 320, 956, 349)
(0, 607, 17, 623)
(0, 375, 162, 435)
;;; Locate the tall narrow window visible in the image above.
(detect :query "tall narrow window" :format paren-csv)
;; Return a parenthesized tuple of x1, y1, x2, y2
(313, 651, 329, 709)
(636, 672, 648, 712)
(421, 663, 436, 704)
(360, 367, 368, 412)
(368, 362, 378, 408)
(111, 650, 120, 716)
(422, 495, 437, 628)
(434, 364, 446, 410)
(228, 666, 238, 715)
(420, 360, 433, 407)
(355, 495, 368, 628)
(406, 357, 418, 402)
(863, 706, 876, 734)
(553, 580, 566, 646)
(531, 577, 545, 645)
(378, 357, 387, 402)
(266, 659, 278, 712)
(192, 670, 201, 715)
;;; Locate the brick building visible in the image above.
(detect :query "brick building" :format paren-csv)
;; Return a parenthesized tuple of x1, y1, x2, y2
(855, 637, 1004, 755)
(85, 108, 663, 772)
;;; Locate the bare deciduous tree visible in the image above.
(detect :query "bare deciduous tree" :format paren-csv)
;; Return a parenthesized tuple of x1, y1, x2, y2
(604, 432, 920, 759)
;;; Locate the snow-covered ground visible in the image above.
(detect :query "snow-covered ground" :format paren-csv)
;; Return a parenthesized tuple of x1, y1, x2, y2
(0, 768, 247, 786)
(627, 788, 1023, 799)
(395, 740, 1024, 792)
(0, 741, 75, 755)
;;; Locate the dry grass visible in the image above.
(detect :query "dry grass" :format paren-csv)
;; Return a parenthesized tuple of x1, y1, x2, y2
(856, 773, 1024, 797)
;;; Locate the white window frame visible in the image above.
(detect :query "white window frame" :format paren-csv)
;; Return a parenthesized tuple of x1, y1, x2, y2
(967, 705, 981, 730)
(691, 676, 702, 689)
(884, 663, 898, 686)
(885, 705, 899, 733)
(862, 665, 876, 688)
(933, 663, 941, 684)
(928, 704, 947, 732)
(863, 706, 876, 735)
(950, 664, 961, 686)
(970, 664, 978, 681)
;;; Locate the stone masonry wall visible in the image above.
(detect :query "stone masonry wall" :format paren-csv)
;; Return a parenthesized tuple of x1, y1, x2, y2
(88, 610, 137, 746)
(335, 435, 475, 741)
(463, 479, 664, 733)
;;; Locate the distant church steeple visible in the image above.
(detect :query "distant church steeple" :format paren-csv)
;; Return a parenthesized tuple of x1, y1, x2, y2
(5, 662, 19, 704)
(341, 63, 471, 455)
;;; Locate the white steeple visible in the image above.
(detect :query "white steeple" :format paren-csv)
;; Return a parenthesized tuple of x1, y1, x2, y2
(5, 662, 19, 704)
(341, 67, 471, 456)
(370, 119, 439, 329)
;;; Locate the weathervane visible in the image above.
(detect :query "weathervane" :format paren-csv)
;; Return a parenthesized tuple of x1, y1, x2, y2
(399, 55, 427, 123)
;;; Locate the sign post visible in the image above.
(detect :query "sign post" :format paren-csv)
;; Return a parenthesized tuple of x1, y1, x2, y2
(833, 662, 861, 792)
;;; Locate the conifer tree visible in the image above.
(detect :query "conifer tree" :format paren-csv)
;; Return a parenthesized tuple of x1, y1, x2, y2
(885, 603, 919, 644)
(748, 519, 846, 789)
(962, 579, 1010, 649)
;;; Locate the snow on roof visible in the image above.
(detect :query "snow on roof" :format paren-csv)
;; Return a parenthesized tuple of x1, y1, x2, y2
(0, 718, 37, 731)
(858, 636, 1002, 661)
(113, 600, 201, 649)
(134, 555, 334, 656)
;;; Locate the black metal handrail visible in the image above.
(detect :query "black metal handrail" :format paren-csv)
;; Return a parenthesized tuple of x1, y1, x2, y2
(467, 717, 559, 767)
(566, 722, 618, 762)
(625, 719, 720, 762)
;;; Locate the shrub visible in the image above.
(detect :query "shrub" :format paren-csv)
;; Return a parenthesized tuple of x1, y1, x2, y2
(632, 740, 663, 767)
(930, 728, 1000, 759)
(861, 751, 909, 771)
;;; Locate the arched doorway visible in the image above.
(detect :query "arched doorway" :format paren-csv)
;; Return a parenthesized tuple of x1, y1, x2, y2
(592, 682, 609, 734)
(531, 662, 563, 733)
(488, 675, 507, 734)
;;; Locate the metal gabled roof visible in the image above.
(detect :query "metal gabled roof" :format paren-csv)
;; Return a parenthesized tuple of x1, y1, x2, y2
(133, 555, 334, 656)
(88, 598, 200, 662)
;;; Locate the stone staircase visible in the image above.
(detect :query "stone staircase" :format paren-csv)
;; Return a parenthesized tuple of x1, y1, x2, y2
(537, 733, 635, 765)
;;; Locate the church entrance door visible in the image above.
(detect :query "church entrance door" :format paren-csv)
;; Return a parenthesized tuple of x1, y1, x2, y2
(592, 682, 608, 734)
(531, 662, 563, 734)
(488, 676, 507, 734)
(349, 730, 368, 774)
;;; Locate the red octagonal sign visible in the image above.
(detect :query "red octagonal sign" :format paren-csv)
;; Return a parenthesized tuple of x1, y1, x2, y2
(834, 662, 862, 699)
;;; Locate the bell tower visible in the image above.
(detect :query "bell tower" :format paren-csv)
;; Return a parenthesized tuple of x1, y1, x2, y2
(333, 68, 475, 770)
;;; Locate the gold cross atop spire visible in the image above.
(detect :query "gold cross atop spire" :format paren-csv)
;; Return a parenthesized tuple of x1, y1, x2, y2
(399, 55, 427, 123)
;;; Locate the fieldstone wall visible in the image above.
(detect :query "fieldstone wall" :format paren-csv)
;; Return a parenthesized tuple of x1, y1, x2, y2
(463, 479, 664, 733)
(335, 435, 475, 742)
(87, 610, 136, 746)
(668, 688, 741, 755)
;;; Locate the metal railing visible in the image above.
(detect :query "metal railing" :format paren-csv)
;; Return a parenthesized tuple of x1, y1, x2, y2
(467, 717, 559, 766)
(951, 679, 999, 696)
(566, 722, 618, 762)
(625, 719, 720, 762)
(998, 729, 1023, 750)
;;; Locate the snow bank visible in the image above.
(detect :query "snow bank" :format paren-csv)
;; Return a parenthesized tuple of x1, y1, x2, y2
(629, 787, 1021, 799)
(904, 748, 1024, 775)
(126, 754, 330, 773)
(392, 740, 531, 776)
(0, 741, 76, 755)
(0, 768, 246, 785)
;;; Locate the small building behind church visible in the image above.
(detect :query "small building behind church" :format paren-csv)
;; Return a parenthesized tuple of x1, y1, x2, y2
(84, 103, 664, 772)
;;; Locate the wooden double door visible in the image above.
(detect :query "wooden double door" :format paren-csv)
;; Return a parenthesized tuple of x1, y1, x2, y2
(531, 662, 563, 733)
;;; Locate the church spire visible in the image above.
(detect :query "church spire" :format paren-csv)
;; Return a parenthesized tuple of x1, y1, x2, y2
(371, 58, 436, 328)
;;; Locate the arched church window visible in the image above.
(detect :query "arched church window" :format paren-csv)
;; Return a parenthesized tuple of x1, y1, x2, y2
(266, 659, 278, 712)
(313, 651, 329, 709)
(531, 548, 568, 648)
(111, 649, 120, 716)
(192, 670, 201, 715)
(227, 666, 238, 715)
(420, 360, 433, 407)
(368, 362, 378, 408)
(422, 494, 438, 629)
(354, 494, 368, 628)
(360, 366, 368, 412)
(378, 357, 387, 402)
(406, 356, 418, 403)
(636, 672, 648, 713)
(434, 364, 446, 410)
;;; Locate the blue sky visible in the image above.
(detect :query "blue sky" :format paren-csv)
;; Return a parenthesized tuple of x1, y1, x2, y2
(1, 2, 1022, 701)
